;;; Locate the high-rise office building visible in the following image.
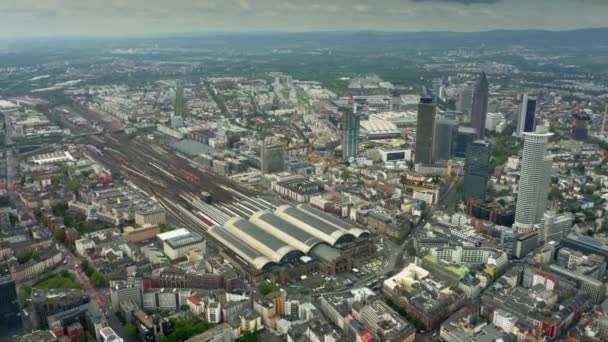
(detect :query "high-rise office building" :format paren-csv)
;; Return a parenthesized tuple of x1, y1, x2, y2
(0, 274, 22, 338)
(536, 211, 574, 243)
(342, 107, 360, 161)
(433, 120, 458, 161)
(471, 72, 489, 139)
(516, 94, 537, 136)
(463, 140, 491, 201)
(415, 97, 436, 164)
(457, 86, 473, 114)
(571, 113, 590, 141)
(260, 141, 285, 174)
(452, 126, 478, 159)
(514, 131, 553, 232)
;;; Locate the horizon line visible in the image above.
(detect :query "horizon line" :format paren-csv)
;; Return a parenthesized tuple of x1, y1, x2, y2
(2, 26, 608, 42)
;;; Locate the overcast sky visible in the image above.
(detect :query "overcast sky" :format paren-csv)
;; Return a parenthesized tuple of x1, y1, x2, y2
(1, 0, 607, 38)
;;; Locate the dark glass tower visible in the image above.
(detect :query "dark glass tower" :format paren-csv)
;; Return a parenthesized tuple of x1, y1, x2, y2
(415, 97, 436, 164)
(342, 109, 360, 161)
(464, 140, 491, 201)
(471, 72, 489, 139)
(0, 275, 22, 339)
(517, 94, 537, 136)
(433, 120, 457, 161)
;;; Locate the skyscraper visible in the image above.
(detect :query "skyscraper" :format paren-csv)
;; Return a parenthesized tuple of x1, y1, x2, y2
(463, 140, 491, 201)
(415, 97, 436, 164)
(514, 131, 553, 232)
(457, 86, 473, 114)
(0, 274, 22, 339)
(433, 120, 458, 161)
(536, 211, 574, 243)
(342, 107, 360, 161)
(516, 94, 537, 136)
(571, 113, 590, 141)
(471, 72, 489, 139)
(261, 140, 285, 174)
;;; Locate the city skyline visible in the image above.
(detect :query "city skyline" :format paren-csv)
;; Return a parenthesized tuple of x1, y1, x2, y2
(0, 0, 607, 38)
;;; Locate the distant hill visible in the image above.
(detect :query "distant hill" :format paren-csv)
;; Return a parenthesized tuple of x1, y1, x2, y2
(2, 28, 608, 53)
(148, 28, 608, 50)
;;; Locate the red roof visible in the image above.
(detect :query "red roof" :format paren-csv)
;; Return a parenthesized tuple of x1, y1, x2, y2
(187, 294, 202, 306)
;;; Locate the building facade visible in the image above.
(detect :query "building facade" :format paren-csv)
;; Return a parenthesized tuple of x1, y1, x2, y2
(517, 94, 537, 136)
(514, 132, 553, 232)
(471, 72, 489, 139)
(463, 140, 490, 201)
(415, 97, 436, 164)
(342, 108, 360, 161)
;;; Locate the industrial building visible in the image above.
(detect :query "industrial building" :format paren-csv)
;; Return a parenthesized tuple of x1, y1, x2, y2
(360, 115, 402, 140)
(157, 228, 206, 260)
(196, 194, 371, 281)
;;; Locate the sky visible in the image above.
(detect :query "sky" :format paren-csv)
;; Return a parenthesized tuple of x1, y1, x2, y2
(1, 0, 607, 38)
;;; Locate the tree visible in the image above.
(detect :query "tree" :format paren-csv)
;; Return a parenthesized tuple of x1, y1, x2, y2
(67, 179, 80, 193)
(258, 282, 278, 295)
(16, 250, 41, 264)
(124, 322, 137, 339)
(53, 229, 66, 242)
(163, 319, 211, 342)
(497, 199, 506, 207)
(243, 331, 258, 342)
(8, 213, 18, 226)
(405, 241, 417, 256)
(52, 203, 69, 217)
(90, 272, 108, 288)
(18, 285, 32, 304)
(340, 169, 350, 181)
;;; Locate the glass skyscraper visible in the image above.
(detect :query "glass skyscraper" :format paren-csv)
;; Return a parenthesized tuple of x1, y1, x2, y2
(471, 72, 489, 139)
(517, 94, 537, 136)
(464, 140, 491, 201)
(0, 275, 22, 339)
(415, 97, 436, 165)
(342, 108, 360, 161)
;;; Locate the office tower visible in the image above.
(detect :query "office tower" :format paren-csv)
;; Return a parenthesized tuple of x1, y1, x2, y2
(32, 290, 90, 329)
(433, 120, 457, 161)
(603, 104, 607, 133)
(514, 131, 553, 232)
(109, 279, 143, 313)
(537, 211, 574, 243)
(0, 274, 22, 338)
(471, 72, 489, 139)
(175, 82, 185, 118)
(514, 231, 539, 259)
(457, 86, 473, 114)
(463, 140, 491, 201)
(452, 126, 477, 159)
(342, 107, 360, 161)
(516, 94, 537, 136)
(571, 113, 590, 141)
(260, 141, 285, 174)
(415, 97, 436, 164)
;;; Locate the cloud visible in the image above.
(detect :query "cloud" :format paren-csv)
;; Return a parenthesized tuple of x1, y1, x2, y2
(411, 0, 501, 5)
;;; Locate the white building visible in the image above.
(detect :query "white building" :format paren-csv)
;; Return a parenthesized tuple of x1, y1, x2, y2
(99, 327, 124, 342)
(157, 228, 206, 260)
(492, 309, 517, 333)
(207, 302, 222, 324)
(514, 131, 553, 232)
(535, 211, 574, 243)
(485, 112, 504, 132)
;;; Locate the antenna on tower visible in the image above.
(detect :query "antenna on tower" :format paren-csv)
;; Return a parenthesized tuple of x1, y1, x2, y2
(603, 103, 608, 134)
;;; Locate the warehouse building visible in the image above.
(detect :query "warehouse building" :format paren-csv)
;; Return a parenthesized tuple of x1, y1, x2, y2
(207, 203, 371, 278)
(157, 229, 206, 260)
